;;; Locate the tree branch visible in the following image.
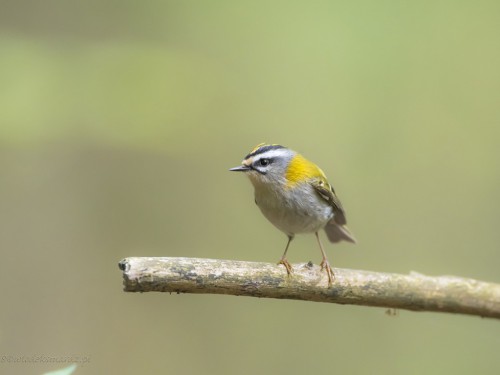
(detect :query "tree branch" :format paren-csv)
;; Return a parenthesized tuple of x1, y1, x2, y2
(118, 257, 500, 319)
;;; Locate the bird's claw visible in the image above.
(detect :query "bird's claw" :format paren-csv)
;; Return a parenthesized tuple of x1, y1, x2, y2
(278, 258, 294, 276)
(320, 259, 335, 285)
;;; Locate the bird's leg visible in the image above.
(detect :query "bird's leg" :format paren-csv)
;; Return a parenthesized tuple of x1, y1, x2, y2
(278, 235, 294, 275)
(316, 232, 335, 285)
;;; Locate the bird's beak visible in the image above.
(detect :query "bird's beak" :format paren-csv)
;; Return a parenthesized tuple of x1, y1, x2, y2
(229, 165, 251, 172)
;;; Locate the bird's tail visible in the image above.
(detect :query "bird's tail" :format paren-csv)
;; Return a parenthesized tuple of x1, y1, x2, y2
(324, 222, 357, 244)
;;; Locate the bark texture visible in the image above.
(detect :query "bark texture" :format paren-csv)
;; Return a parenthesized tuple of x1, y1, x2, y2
(119, 257, 500, 319)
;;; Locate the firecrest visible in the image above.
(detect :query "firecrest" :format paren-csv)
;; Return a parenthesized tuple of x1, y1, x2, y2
(230, 143, 356, 285)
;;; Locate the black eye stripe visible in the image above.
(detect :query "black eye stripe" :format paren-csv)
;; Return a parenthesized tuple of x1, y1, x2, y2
(245, 145, 284, 159)
(249, 164, 267, 175)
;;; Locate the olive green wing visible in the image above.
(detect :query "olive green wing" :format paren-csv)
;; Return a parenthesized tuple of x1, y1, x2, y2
(310, 176, 347, 225)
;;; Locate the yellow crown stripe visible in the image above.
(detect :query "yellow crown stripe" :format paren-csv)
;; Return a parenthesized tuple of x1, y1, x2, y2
(250, 143, 267, 154)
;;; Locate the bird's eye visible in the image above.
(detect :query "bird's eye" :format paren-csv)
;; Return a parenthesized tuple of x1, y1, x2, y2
(259, 158, 270, 166)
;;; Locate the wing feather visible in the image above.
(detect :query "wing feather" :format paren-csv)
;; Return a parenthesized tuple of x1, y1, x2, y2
(310, 177, 347, 225)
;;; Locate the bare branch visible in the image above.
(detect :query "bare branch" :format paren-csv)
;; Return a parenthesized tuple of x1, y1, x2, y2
(118, 257, 500, 319)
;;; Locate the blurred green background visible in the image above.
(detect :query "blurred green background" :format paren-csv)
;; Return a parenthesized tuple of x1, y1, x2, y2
(1, 1, 499, 374)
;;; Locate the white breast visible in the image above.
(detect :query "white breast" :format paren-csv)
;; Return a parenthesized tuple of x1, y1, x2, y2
(254, 182, 333, 236)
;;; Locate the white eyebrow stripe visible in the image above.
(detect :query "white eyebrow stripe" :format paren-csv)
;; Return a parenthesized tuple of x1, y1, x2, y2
(251, 149, 289, 161)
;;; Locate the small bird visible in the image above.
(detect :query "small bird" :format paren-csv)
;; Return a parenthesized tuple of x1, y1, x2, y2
(230, 143, 356, 284)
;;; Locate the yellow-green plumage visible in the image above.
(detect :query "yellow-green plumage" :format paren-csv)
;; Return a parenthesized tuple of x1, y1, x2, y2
(285, 154, 327, 187)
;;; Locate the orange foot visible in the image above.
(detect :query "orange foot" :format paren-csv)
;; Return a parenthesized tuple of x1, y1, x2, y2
(278, 258, 293, 276)
(320, 258, 335, 286)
